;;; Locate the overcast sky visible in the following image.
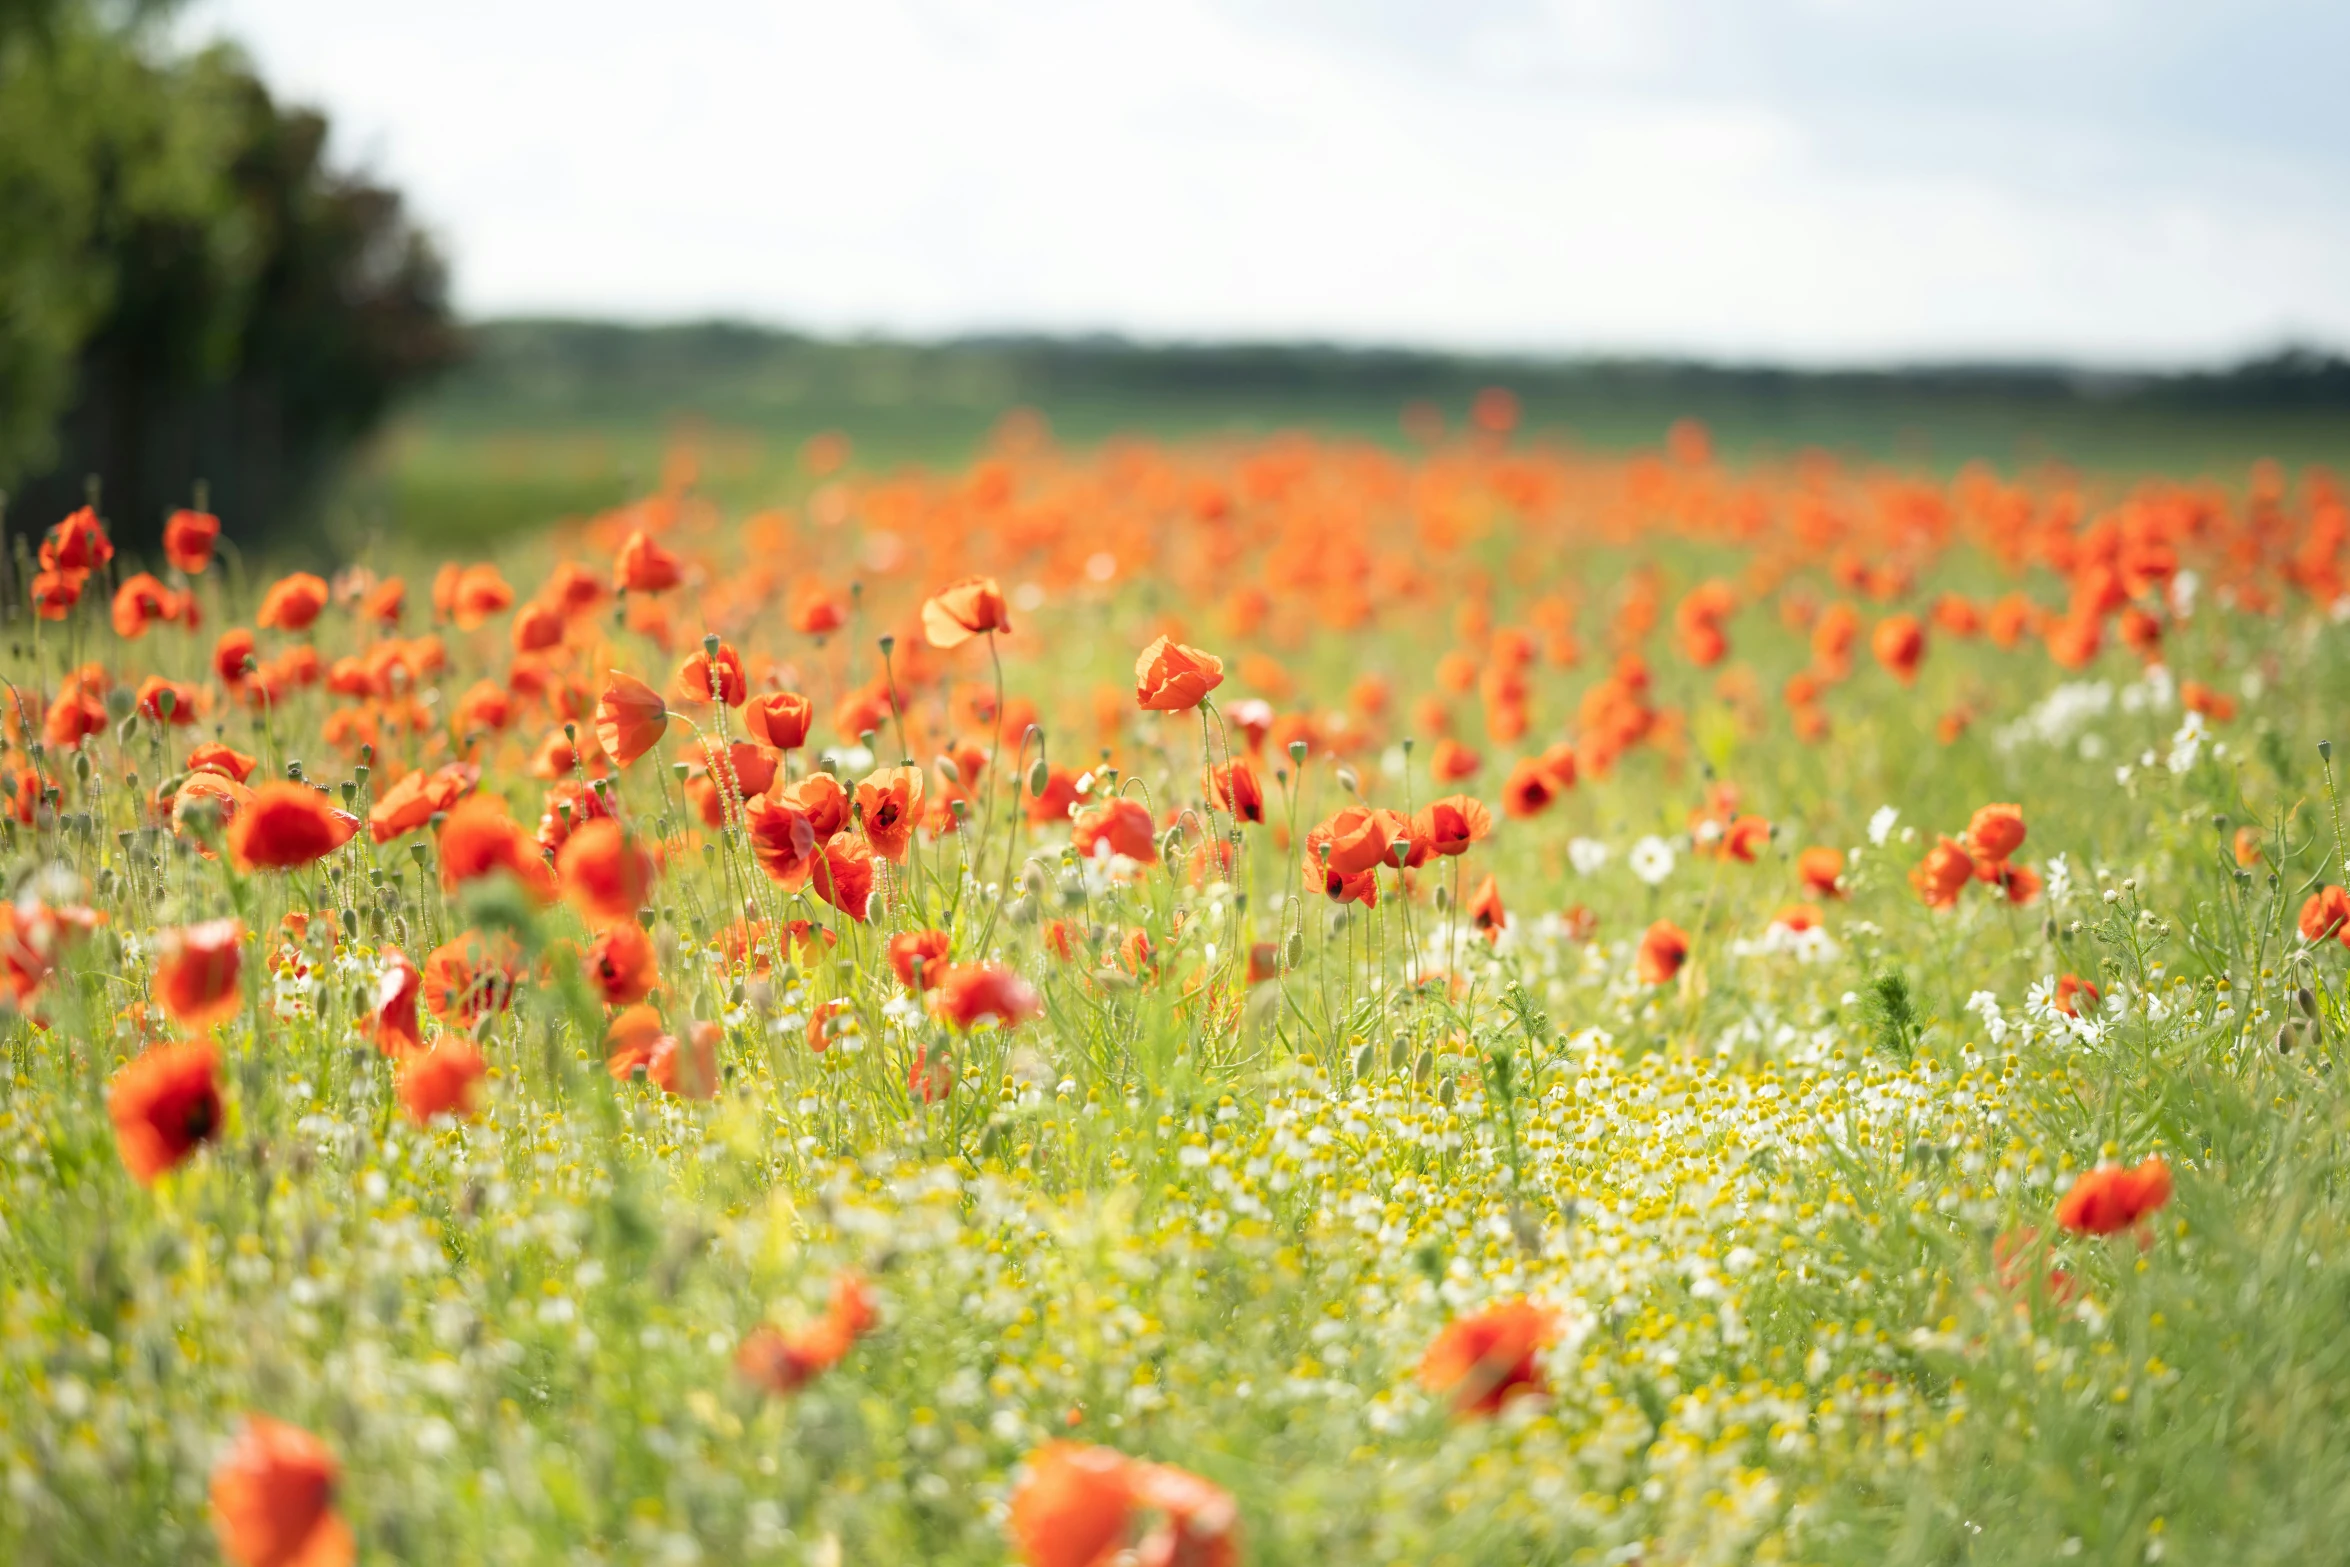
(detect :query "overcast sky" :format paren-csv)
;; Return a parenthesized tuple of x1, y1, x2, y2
(190, 0, 2350, 365)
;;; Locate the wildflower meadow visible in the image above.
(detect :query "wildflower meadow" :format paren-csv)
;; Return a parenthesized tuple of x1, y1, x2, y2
(6, 408, 2350, 1567)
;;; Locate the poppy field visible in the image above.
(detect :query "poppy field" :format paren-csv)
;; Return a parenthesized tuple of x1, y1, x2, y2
(5, 405, 2350, 1566)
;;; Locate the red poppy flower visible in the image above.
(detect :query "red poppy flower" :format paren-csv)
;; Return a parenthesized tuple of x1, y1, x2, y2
(737, 1273, 880, 1394)
(889, 929, 952, 990)
(812, 834, 875, 921)
(1967, 803, 2026, 861)
(449, 563, 514, 628)
(136, 675, 200, 726)
(214, 627, 258, 687)
(400, 1041, 488, 1125)
(437, 795, 556, 902)
(615, 528, 682, 593)
(1134, 635, 1224, 712)
(1415, 794, 1492, 858)
(164, 508, 221, 574)
(153, 918, 244, 1027)
(2299, 885, 2350, 944)
(1636, 920, 1690, 985)
(1909, 835, 1975, 909)
(209, 1414, 353, 1567)
(1323, 804, 1413, 876)
(931, 962, 1042, 1031)
(594, 671, 669, 766)
(605, 1004, 665, 1078)
(172, 773, 253, 857)
(421, 931, 523, 1027)
(786, 772, 851, 842)
(921, 575, 1013, 649)
(556, 818, 657, 926)
(678, 641, 747, 707)
(1074, 797, 1157, 863)
(227, 783, 359, 872)
(2055, 1157, 2173, 1236)
(1499, 758, 1557, 818)
(111, 573, 176, 639)
(1468, 874, 1507, 942)
(1206, 759, 1265, 824)
(1419, 1299, 1558, 1416)
(585, 920, 658, 1005)
(855, 764, 925, 862)
(368, 762, 477, 844)
(744, 691, 814, 751)
(372, 948, 422, 1055)
(1796, 846, 1845, 898)
(42, 687, 106, 751)
(649, 1021, 720, 1100)
(109, 1039, 223, 1184)
(42, 506, 113, 573)
(256, 572, 329, 632)
(790, 581, 848, 635)
(188, 741, 259, 784)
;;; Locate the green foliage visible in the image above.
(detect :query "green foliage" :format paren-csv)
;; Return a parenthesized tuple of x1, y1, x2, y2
(0, 2, 457, 549)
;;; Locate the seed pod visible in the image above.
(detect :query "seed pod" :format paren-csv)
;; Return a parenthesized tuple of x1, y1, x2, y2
(1287, 739, 1308, 764)
(1351, 1041, 1375, 1079)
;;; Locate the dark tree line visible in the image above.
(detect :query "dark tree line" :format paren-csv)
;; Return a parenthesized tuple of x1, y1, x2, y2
(0, 1, 460, 555)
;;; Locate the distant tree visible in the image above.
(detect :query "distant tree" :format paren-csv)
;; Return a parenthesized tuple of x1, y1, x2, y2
(0, 2, 460, 551)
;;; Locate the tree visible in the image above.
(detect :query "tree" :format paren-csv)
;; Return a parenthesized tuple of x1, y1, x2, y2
(0, 3, 459, 551)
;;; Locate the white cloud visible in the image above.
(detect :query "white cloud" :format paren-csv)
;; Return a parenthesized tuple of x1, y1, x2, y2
(190, 0, 2350, 362)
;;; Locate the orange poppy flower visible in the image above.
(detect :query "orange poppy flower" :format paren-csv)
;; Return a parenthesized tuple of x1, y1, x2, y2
(2233, 826, 2262, 868)
(227, 783, 359, 872)
(1636, 920, 1690, 985)
(400, 1041, 488, 1125)
(737, 1273, 880, 1395)
(1419, 1299, 1558, 1416)
(678, 641, 747, 707)
(605, 1003, 665, 1078)
(421, 931, 523, 1027)
(372, 949, 422, 1055)
(1301, 821, 1379, 907)
(889, 929, 952, 990)
(136, 675, 200, 725)
(555, 818, 656, 925)
(594, 671, 669, 766)
(1415, 794, 1492, 857)
(1428, 737, 1481, 781)
(42, 505, 113, 572)
(615, 528, 682, 593)
(1909, 836, 1974, 909)
(153, 918, 243, 1028)
(786, 772, 851, 841)
(931, 963, 1042, 1031)
(1718, 814, 1770, 863)
(2054, 972, 2101, 1017)
(585, 920, 658, 1005)
(111, 572, 176, 639)
(368, 762, 477, 844)
(109, 1038, 223, 1184)
(1871, 614, 1925, 684)
(187, 741, 259, 783)
(1796, 845, 1845, 898)
(256, 572, 329, 631)
(744, 691, 814, 750)
(855, 765, 925, 862)
(1073, 798, 1156, 863)
(2299, 885, 2350, 944)
(921, 575, 1012, 648)
(790, 580, 848, 635)
(1499, 757, 1557, 818)
(1993, 861, 2043, 905)
(209, 1414, 353, 1567)
(1007, 1443, 1138, 1567)
(1773, 903, 1824, 932)
(1322, 804, 1412, 876)
(1134, 635, 1224, 712)
(163, 507, 221, 574)
(42, 686, 105, 751)
(2054, 1157, 2173, 1236)
(437, 795, 556, 902)
(1206, 759, 1265, 824)
(1967, 802, 2026, 860)
(739, 794, 817, 887)
(649, 1020, 720, 1100)
(812, 834, 875, 921)
(805, 998, 855, 1054)
(1468, 874, 1507, 942)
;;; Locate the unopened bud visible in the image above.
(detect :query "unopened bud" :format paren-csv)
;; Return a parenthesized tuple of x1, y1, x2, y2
(1028, 757, 1051, 796)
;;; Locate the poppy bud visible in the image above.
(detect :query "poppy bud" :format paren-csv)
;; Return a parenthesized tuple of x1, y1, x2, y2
(1284, 931, 1303, 969)
(703, 631, 721, 659)
(2322, 740, 2334, 763)
(1336, 766, 1359, 794)
(2297, 986, 2319, 1019)
(1288, 740, 1308, 764)
(1352, 1040, 1376, 1079)
(936, 755, 962, 785)
(1438, 1076, 1457, 1106)
(1413, 1047, 1434, 1083)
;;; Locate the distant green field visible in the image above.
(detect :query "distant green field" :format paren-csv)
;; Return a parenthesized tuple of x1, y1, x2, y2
(343, 320, 2350, 546)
